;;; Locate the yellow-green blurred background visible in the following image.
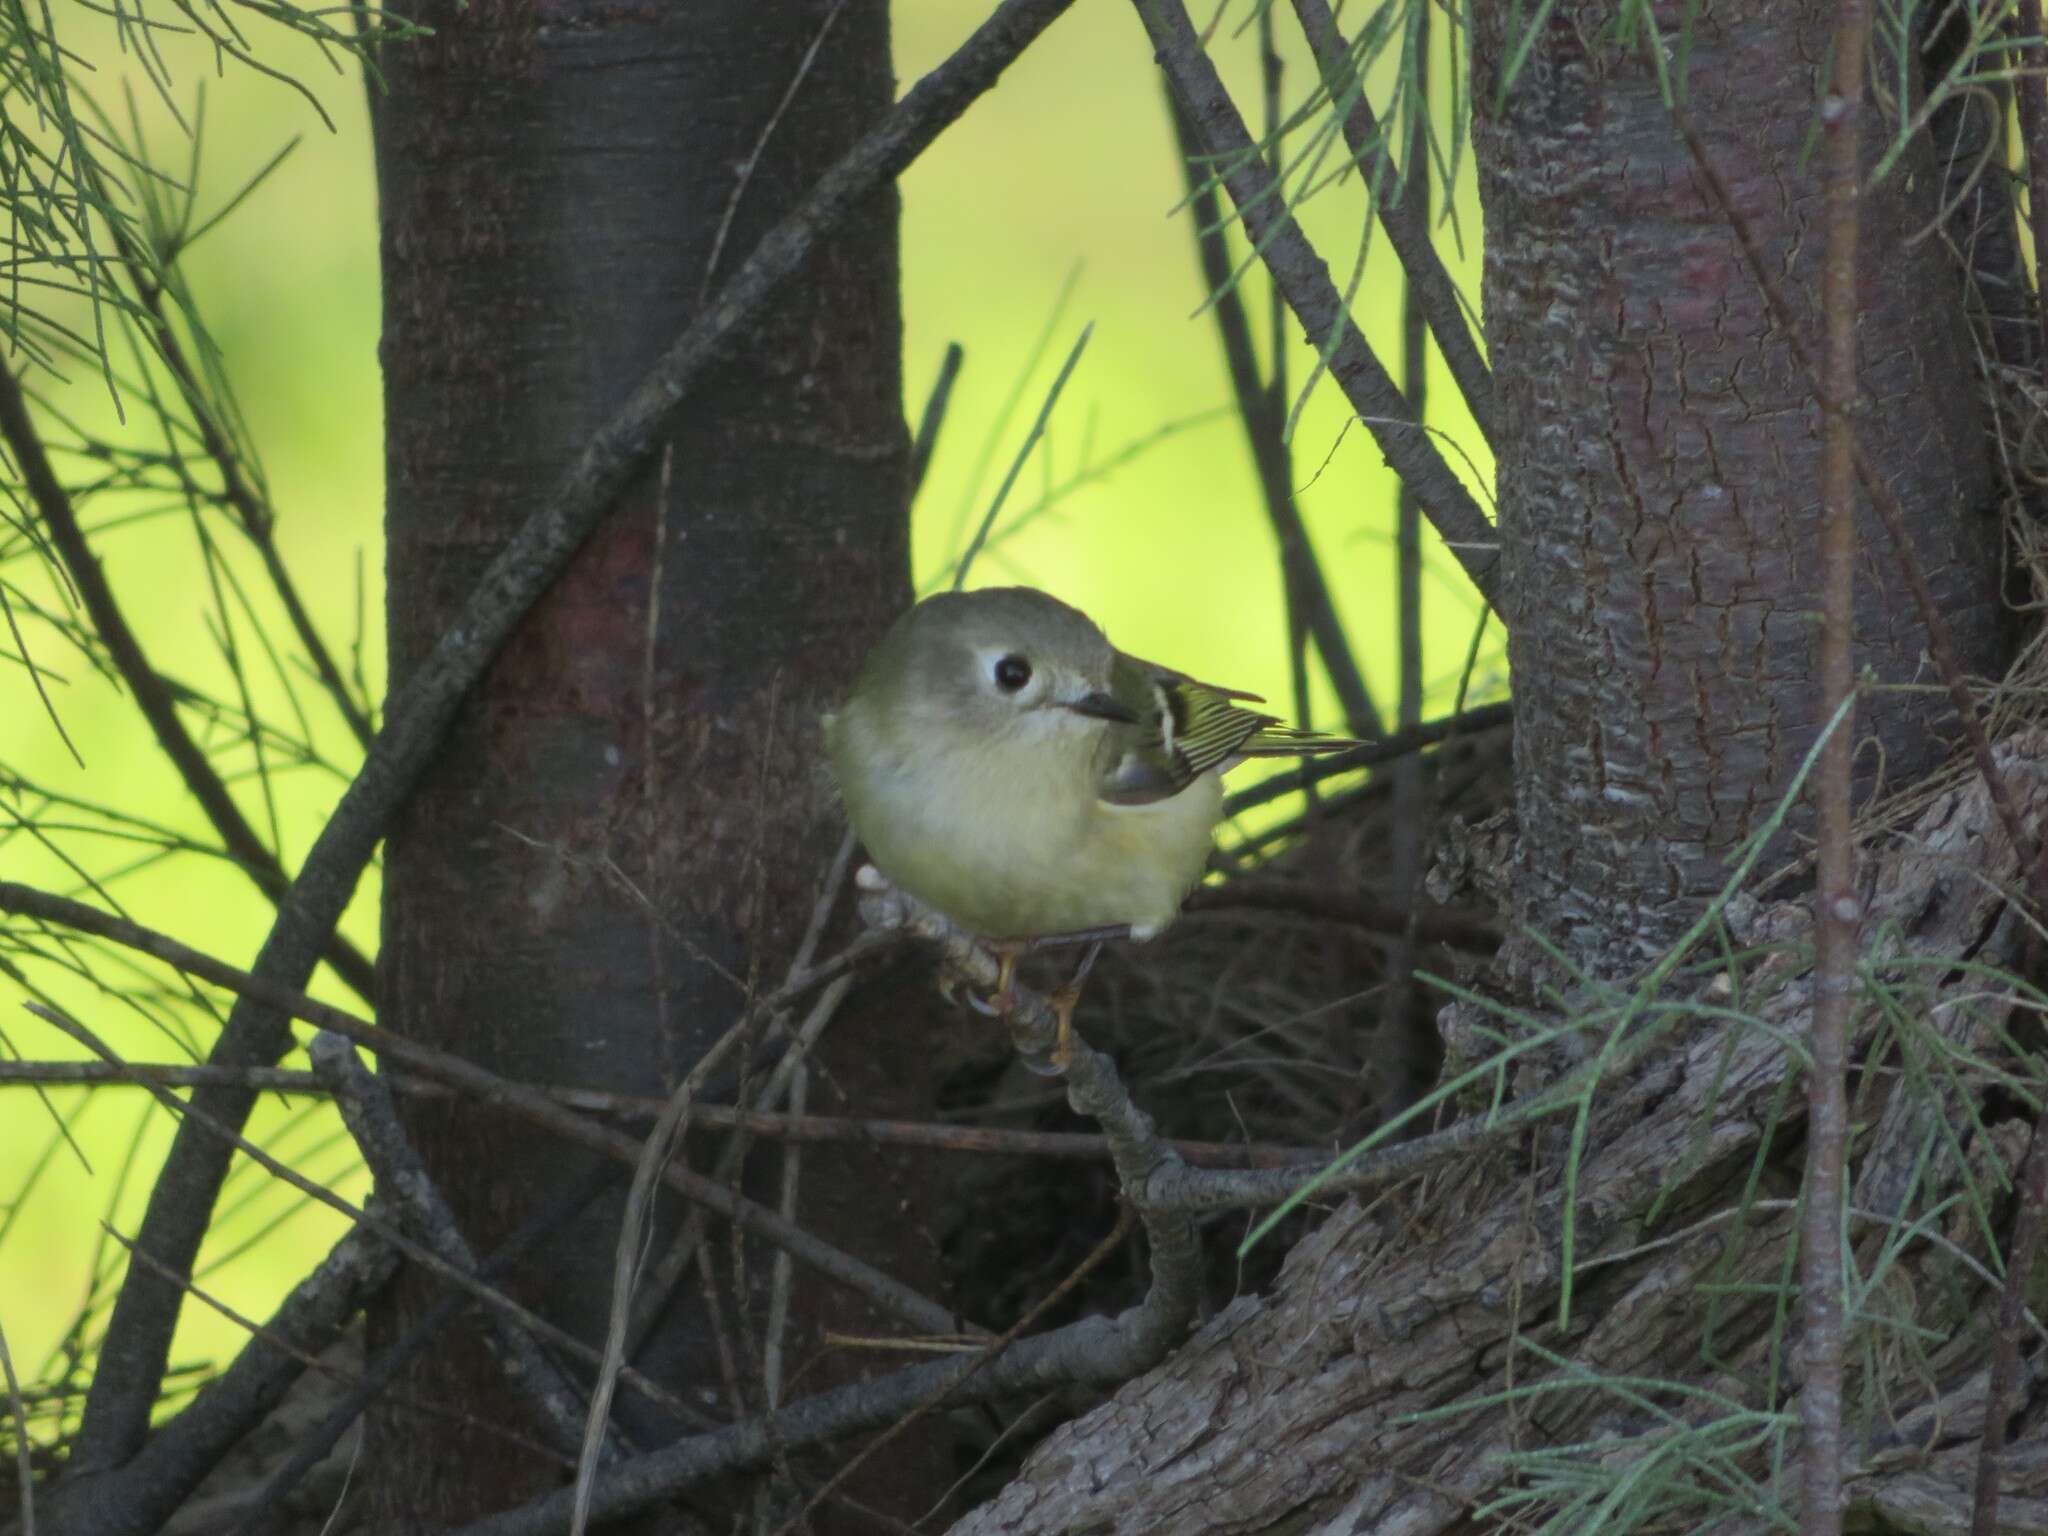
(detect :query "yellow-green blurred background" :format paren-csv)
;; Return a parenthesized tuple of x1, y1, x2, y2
(0, 1, 1495, 1420)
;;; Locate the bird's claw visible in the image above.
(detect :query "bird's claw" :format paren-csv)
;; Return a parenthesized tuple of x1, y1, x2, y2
(938, 943, 1022, 1020)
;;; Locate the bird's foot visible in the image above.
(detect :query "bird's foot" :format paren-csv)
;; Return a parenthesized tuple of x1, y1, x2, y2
(1042, 941, 1103, 1074)
(952, 943, 1022, 1019)
(987, 944, 1021, 1015)
(1045, 985, 1080, 1072)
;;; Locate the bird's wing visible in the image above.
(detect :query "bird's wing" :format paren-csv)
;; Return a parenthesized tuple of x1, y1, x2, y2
(1095, 652, 1357, 806)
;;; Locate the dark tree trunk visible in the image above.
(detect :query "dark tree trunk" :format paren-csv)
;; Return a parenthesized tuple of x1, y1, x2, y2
(1477, 0, 2005, 968)
(368, 1, 938, 1525)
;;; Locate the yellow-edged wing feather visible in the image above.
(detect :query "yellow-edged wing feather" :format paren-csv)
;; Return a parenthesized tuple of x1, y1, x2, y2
(1096, 652, 1357, 806)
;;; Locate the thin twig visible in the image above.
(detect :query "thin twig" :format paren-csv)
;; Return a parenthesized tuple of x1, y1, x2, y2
(751, 1049, 811, 1536)
(1287, 0, 1495, 442)
(1262, 0, 1317, 760)
(0, 1056, 1320, 1165)
(773, 1204, 1138, 1536)
(230, 1165, 626, 1536)
(950, 321, 1092, 591)
(0, 1317, 33, 1536)
(621, 836, 868, 1360)
(27, 1003, 710, 1430)
(37, 1226, 397, 1536)
(441, 902, 1202, 1536)
(0, 362, 377, 1007)
(1221, 698, 1510, 815)
(1167, 89, 1381, 740)
(763, 1048, 806, 1410)
(1969, 1120, 2048, 1536)
(908, 342, 964, 501)
(1804, 4, 1869, 1527)
(309, 1033, 614, 1463)
(572, 979, 850, 1536)
(1673, 108, 2042, 897)
(1381, 0, 1434, 1120)
(1136, 0, 1500, 603)
(0, 886, 958, 1338)
(699, 0, 849, 302)
(61, 0, 1077, 1475)
(644, 441, 674, 1083)
(1680, 97, 2048, 1524)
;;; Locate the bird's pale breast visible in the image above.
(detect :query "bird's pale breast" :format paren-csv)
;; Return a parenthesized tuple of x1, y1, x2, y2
(827, 706, 1218, 941)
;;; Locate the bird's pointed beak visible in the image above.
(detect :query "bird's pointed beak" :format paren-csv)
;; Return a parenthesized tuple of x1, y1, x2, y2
(1063, 689, 1139, 724)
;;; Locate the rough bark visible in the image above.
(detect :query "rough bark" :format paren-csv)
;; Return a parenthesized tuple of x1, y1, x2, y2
(370, 1, 936, 1526)
(1480, 0, 2006, 968)
(947, 736, 2048, 1536)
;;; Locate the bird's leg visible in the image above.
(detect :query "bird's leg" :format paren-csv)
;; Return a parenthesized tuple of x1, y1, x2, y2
(988, 941, 1024, 1015)
(968, 930, 1119, 1019)
(1046, 941, 1104, 1071)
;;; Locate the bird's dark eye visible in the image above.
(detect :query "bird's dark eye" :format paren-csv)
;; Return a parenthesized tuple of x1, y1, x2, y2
(993, 654, 1032, 692)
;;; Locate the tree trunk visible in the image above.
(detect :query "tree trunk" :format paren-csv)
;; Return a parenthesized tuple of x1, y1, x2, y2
(942, 4, 2028, 1529)
(368, 1, 938, 1525)
(1481, 0, 2005, 969)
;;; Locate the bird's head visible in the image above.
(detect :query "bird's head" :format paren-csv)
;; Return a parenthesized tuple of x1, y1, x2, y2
(854, 587, 1138, 744)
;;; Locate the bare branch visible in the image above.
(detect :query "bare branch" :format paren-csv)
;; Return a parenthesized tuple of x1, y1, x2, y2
(0, 1056, 1322, 1165)
(1221, 698, 1510, 816)
(228, 1167, 621, 1535)
(1134, 0, 1499, 603)
(1167, 90, 1382, 741)
(0, 885, 966, 1342)
(1804, 2, 1872, 1524)
(775, 1206, 1138, 1536)
(39, 1226, 396, 1536)
(1288, 0, 1496, 442)
(434, 892, 1205, 1536)
(308, 1032, 612, 1463)
(0, 363, 377, 1007)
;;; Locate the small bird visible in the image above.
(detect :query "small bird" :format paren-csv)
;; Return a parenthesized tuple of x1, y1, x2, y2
(825, 587, 1358, 1057)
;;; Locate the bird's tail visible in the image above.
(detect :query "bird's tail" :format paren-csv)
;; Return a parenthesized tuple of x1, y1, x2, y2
(1237, 722, 1360, 757)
